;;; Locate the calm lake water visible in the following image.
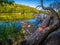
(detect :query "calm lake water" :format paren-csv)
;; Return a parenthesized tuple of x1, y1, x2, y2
(0, 19, 40, 30)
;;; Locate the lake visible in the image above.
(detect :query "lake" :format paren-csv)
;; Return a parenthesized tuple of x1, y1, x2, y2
(0, 14, 47, 32)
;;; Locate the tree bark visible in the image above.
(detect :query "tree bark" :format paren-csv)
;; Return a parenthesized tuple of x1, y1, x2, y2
(20, 0, 60, 45)
(40, 0, 60, 30)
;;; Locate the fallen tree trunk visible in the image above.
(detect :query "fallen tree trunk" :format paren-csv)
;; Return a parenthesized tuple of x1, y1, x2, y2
(19, 0, 60, 45)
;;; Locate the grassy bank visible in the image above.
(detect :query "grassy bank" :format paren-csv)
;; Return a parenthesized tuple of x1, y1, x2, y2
(0, 13, 35, 21)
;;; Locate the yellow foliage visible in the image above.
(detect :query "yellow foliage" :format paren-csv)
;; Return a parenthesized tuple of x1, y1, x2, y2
(0, 13, 34, 21)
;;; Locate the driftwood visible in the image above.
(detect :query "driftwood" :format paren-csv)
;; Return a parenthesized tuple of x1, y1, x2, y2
(21, 14, 59, 45)
(21, 14, 46, 39)
(19, 0, 60, 45)
(21, 21, 37, 39)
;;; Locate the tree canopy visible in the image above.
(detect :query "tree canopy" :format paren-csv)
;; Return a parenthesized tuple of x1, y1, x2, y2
(0, 0, 15, 4)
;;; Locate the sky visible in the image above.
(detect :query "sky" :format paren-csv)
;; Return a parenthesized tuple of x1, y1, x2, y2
(14, 0, 60, 8)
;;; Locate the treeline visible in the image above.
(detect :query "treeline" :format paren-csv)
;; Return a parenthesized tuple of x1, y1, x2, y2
(0, 0, 14, 4)
(0, 3, 40, 13)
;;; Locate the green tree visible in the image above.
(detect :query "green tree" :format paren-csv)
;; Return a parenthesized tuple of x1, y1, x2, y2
(9, 0, 15, 4)
(4, 0, 8, 3)
(0, 0, 3, 3)
(0, 0, 15, 4)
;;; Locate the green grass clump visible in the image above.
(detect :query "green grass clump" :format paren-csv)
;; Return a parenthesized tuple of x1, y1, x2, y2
(0, 22, 24, 45)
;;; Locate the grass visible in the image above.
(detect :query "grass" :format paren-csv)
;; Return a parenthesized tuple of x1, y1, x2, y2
(0, 21, 24, 45)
